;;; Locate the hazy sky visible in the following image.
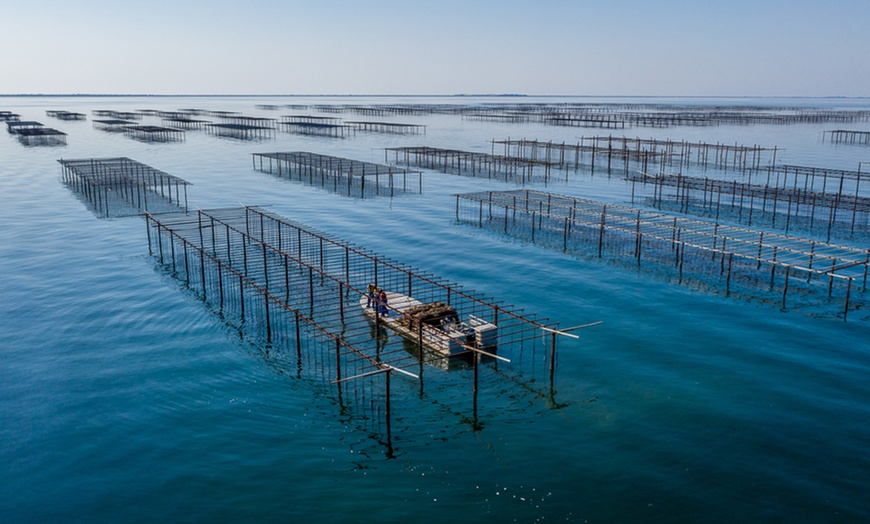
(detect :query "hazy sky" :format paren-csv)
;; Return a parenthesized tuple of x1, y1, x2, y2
(1, 0, 868, 96)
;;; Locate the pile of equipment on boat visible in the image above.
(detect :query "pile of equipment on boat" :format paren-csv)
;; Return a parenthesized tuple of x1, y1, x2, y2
(361, 292, 498, 357)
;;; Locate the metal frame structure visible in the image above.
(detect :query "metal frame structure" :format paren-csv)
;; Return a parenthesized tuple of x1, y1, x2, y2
(384, 146, 560, 184)
(145, 206, 571, 448)
(493, 137, 776, 174)
(455, 189, 868, 320)
(123, 125, 185, 142)
(59, 157, 190, 218)
(343, 121, 426, 134)
(628, 170, 870, 240)
(16, 127, 67, 146)
(825, 130, 870, 145)
(252, 151, 423, 198)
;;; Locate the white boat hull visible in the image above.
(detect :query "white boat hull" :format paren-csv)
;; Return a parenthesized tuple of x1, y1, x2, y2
(359, 292, 497, 357)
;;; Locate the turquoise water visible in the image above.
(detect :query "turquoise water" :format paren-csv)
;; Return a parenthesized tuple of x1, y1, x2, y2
(1, 95, 869, 522)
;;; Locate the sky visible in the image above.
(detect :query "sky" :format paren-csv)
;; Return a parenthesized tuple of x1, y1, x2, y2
(1, 0, 869, 97)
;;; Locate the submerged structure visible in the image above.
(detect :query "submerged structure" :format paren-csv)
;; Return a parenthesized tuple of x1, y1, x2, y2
(7, 120, 67, 146)
(0, 111, 20, 121)
(252, 151, 423, 198)
(343, 120, 426, 134)
(16, 127, 67, 146)
(493, 137, 777, 174)
(206, 115, 276, 139)
(384, 146, 561, 184)
(123, 125, 185, 142)
(455, 189, 868, 320)
(93, 119, 136, 132)
(145, 206, 578, 447)
(295, 102, 870, 129)
(279, 115, 351, 137)
(825, 130, 870, 146)
(59, 157, 190, 217)
(7, 121, 45, 133)
(628, 165, 870, 241)
(46, 110, 86, 120)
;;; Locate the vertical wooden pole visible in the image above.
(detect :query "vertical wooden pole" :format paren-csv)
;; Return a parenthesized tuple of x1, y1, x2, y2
(782, 266, 790, 309)
(295, 311, 302, 359)
(472, 350, 480, 429)
(385, 370, 392, 448)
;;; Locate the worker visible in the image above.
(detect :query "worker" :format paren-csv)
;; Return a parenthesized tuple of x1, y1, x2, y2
(366, 283, 377, 308)
(378, 290, 389, 317)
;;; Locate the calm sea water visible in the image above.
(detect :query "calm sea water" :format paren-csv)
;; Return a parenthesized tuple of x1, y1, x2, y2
(1, 95, 868, 523)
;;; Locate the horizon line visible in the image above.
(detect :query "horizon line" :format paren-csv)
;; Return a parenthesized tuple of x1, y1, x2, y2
(0, 93, 867, 99)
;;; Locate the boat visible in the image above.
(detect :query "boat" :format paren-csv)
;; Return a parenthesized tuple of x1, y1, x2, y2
(359, 291, 497, 357)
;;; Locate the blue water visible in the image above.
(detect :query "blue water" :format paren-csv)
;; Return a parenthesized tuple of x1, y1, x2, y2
(1, 95, 869, 522)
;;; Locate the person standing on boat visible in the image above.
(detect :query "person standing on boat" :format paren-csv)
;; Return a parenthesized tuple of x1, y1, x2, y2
(378, 290, 389, 317)
(366, 283, 377, 308)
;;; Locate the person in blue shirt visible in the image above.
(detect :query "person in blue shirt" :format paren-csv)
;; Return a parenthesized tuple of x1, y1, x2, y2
(366, 283, 377, 308)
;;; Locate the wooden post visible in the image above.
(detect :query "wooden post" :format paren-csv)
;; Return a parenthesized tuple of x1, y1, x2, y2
(472, 351, 480, 428)
(385, 370, 392, 447)
(239, 275, 245, 320)
(549, 332, 557, 384)
(635, 211, 642, 266)
(726, 253, 733, 295)
(598, 206, 606, 258)
(678, 243, 685, 283)
(844, 278, 852, 322)
(338, 282, 345, 323)
(782, 266, 790, 309)
(294, 311, 302, 359)
(335, 339, 342, 382)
